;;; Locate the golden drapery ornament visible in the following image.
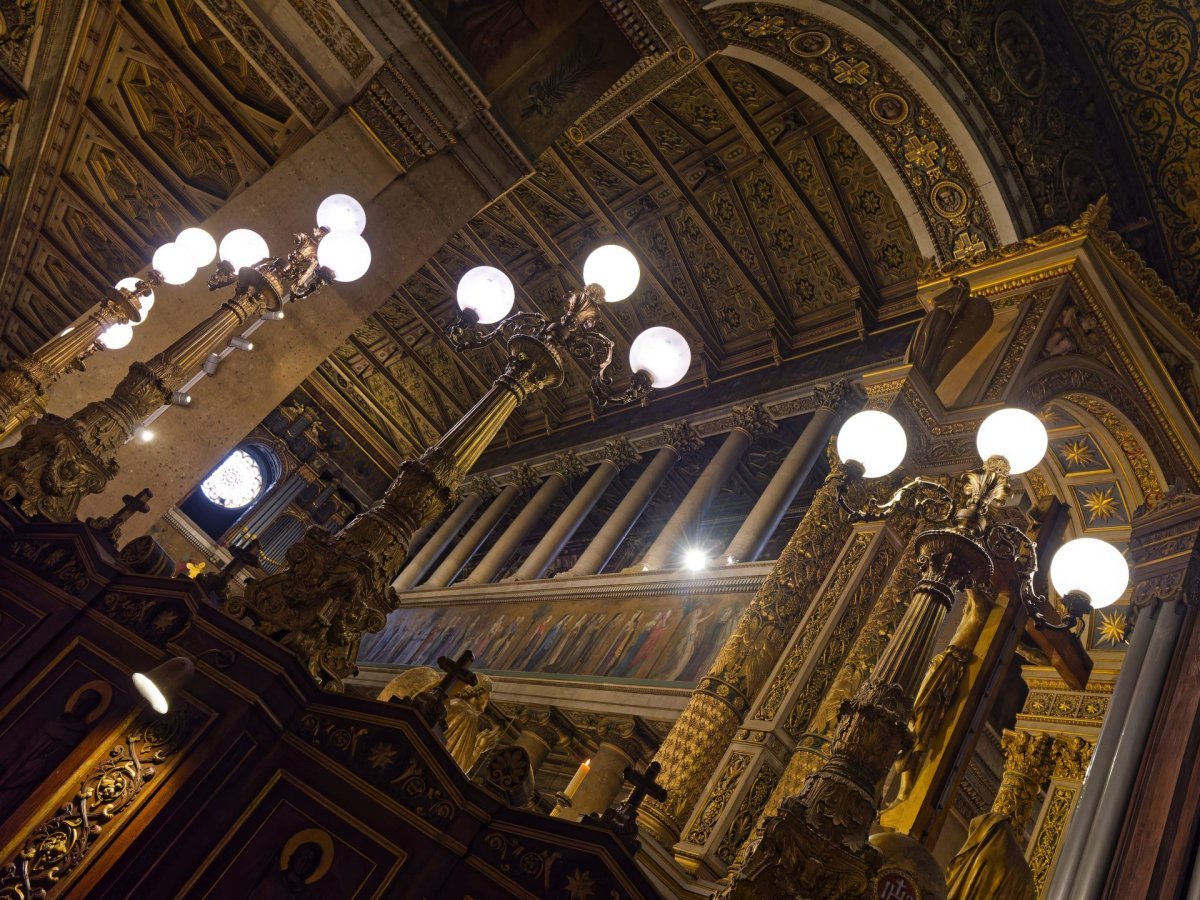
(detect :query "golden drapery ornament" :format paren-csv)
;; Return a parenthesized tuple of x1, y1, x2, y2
(379, 667, 499, 772)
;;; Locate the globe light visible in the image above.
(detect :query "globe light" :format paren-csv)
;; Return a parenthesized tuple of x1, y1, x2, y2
(629, 326, 690, 387)
(219, 228, 269, 271)
(1050, 537, 1129, 609)
(152, 242, 197, 285)
(176, 227, 217, 267)
(316, 193, 367, 235)
(457, 265, 515, 323)
(975, 407, 1047, 474)
(316, 231, 371, 282)
(583, 244, 640, 301)
(836, 409, 907, 478)
(98, 322, 134, 350)
(115, 277, 154, 323)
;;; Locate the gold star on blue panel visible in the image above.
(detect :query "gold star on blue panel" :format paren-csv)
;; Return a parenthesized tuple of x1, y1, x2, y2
(1089, 602, 1132, 650)
(1071, 481, 1129, 529)
(1051, 433, 1110, 476)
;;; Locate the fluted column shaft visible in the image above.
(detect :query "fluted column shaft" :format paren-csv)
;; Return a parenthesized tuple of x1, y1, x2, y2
(424, 484, 522, 588)
(1043, 599, 1156, 900)
(724, 402, 842, 563)
(569, 441, 682, 577)
(568, 740, 636, 819)
(465, 472, 566, 584)
(514, 441, 636, 580)
(1071, 598, 1186, 899)
(393, 491, 486, 590)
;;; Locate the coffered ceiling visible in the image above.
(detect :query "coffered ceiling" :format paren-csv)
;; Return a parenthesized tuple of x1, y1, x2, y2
(292, 56, 923, 481)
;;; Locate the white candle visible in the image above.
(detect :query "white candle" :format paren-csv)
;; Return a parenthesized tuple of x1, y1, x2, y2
(564, 759, 591, 799)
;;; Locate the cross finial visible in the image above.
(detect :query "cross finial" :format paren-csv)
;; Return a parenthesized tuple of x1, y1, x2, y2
(581, 760, 668, 848)
(411, 648, 477, 733)
(86, 487, 153, 545)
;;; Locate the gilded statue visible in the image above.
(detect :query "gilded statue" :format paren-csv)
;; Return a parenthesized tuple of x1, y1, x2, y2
(905, 276, 994, 388)
(378, 667, 498, 772)
(944, 812, 1035, 900)
(893, 585, 993, 802)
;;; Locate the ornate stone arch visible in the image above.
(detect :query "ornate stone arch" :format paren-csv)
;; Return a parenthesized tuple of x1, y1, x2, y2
(705, 1, 1026, 262)
(1020, 355, 1182, 498)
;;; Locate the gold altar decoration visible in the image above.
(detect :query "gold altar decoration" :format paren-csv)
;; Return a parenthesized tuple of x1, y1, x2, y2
(945, 730, 1056, 900)
(0, 232, 334, 521)
(378, 666, 498, 772)
(0, 275, 156, 440)
(640, 441, 856, 847)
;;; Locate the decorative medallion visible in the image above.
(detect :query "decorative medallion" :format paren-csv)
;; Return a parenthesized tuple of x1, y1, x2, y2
(787, 31, 831, 57)
(876, 869, 920, 899)
(869, 91, 909, 125)
(931, 181, 968, 219)
(994, 10, 1046, 98)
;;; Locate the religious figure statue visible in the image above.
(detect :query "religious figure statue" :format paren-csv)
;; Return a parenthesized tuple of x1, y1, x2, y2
(944, 812, 1036, 900)
(893, 586, 994, 802)
(378, 667, 498, 772)
(445, 677, 500, 773)
(0, 683, 110, 820)
(904, 276, 994, 388)
(249, 828, 334, 899)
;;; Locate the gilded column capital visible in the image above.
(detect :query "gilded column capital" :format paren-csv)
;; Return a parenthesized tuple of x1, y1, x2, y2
(993, 729, 1057, 834)
(730, 401, 776, 440)
(600, 437, 640, 470)
(812, 379, 858, 416)
(662, 420, 703, 456)
(457, 473, 501, 503)
(1051, 735, 1095, 782)
(1129, 485, 1200, 608)
(551, 450, 586, 483)
(508, 463, 542, 494)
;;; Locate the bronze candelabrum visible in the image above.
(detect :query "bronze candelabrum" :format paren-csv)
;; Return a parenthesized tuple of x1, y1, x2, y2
(0, 275, 159, 440)
(0, 230, 337, 521)
(229, 264, 674, 689)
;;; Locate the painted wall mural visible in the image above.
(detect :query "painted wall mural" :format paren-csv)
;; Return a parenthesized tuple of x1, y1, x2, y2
(359, 592, 748, 684)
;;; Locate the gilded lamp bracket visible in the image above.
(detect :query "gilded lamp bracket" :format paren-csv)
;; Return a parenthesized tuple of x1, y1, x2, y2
(987, 523, 1091, 631)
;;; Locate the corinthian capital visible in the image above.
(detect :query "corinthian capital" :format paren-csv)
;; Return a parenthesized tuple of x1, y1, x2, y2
(731, 401, 777, 439)
(552, 450, 586, 483)
(508, 463, 542, 494)
(662, 420, 702, 456)
(813, 379, 858, 415)
(601, 437, 640, 470)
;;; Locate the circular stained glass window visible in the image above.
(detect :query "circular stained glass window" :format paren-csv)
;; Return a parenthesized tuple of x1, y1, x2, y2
(200, 449, 264, 509)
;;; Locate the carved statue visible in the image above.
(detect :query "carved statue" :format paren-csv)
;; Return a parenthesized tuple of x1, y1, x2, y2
(893, 585, 993, 802)
(378, 667, 498, 772)
(905, 277, 994, 388)
(944, 812, 1035, 900)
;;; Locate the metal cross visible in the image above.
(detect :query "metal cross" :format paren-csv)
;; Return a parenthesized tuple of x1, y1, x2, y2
(620, 761, 667, 813)
(435, 649, 479, 696)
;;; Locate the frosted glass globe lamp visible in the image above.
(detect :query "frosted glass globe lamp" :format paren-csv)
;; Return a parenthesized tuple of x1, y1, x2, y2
(629, 326, 690, 387)
(219, 229, 269, 271)
(317, 193, 367, 235)
(98, 322, 134, 350)
(457, 266, 515, 323)
(583, 244, 640, 302)
(317, 232, 371, 282)
(836, 409, 907, 478)
(116, 277, 154, 323)
(176, 227, 217, 266)
(152, 242, 197, 285)
(1050, 537, 1129, 609)
(975, 407, 1047, 474)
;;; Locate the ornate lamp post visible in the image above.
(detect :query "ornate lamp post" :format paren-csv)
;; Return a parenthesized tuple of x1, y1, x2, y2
(0, 195, 373, 521)
(724, 406, 1128, 899)
(228, 245, 691, 689)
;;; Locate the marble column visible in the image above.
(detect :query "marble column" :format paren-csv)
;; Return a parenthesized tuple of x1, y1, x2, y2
(513, 711, 565, 775)
(512, 439, 639, 581)
(640, 403, 776, 572)
(568, 422, 701, 577)
(393, 474, 498, 590)
(422, 466, 538, 588)
(568, 729, 642, 820)
(724, 382, 852, 563)
(1071, 598, 1185, 898)
(464, 452, 585, 585)
(1042, 600, 1156, 900)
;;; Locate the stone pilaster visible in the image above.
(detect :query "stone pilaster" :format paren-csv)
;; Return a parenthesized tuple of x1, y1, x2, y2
(1027, 737, 1095, 895)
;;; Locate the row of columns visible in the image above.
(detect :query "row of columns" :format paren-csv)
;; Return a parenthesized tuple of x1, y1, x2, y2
(392, 385, 854, 593)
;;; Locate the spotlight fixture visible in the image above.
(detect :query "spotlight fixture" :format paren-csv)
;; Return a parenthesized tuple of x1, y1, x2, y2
(261, 309, 285, 321)
(170, 391, 192, 406)
(203, 353, 221, 375)
(229, 336, 254, 351)
(132, 648, 236, 714)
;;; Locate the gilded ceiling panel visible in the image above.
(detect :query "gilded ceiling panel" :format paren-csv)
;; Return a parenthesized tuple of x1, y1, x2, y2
(47, 189, 142, 287)
(4, 283, 59, 358)
(289, 57, 923, 473)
